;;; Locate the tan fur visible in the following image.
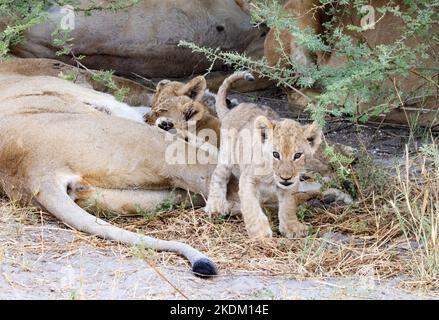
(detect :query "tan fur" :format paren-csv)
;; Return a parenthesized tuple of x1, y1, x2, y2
(0, 71, 147, 123)
(234, 0, 251, 14)
(205, 72, 273, 93)
(0, 57, 153, 106)
(205, 71, 331, 239)
(147, 77, 221, 147)
(0, 71, 239, 275)
(264, 0, 323, 68)
(152, 76, 207, 107)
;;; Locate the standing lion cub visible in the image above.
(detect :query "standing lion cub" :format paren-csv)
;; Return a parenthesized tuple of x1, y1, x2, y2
(205, 71, 324, 239)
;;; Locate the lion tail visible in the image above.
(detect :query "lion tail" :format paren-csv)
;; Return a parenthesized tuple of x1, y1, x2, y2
(35, 175, 217, 277)
(215, 71, 255, 120)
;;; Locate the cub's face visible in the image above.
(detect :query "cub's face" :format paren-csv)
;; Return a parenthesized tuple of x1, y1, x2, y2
(146, 76, 208, 133)
(255, 117, 322, 190)
(146, 96, 205, 135)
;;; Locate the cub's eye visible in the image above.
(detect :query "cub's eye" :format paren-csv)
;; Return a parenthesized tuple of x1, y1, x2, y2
(293, 152, 302, 160)
(273, 151, 280, 159)
(184, 109, 197, 121)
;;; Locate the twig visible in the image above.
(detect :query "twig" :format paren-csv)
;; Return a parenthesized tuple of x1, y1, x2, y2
(143, 258, 189, 300)
(410, 69, 439, 90)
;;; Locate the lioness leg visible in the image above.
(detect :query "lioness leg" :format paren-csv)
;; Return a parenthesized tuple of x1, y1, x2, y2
(70, 185, 191, 215)
(204, 164, 233, 216)
(238, 173, 273, 239)
(277, 190, 308, 238)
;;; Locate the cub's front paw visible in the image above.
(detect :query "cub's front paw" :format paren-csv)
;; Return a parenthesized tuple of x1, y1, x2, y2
(204, 196, 230, 217)
(247, 215, 273, 239)
(281, 222, 308, 239)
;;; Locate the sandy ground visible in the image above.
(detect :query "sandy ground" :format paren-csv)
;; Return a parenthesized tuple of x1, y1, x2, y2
(0, 211, 437, 300)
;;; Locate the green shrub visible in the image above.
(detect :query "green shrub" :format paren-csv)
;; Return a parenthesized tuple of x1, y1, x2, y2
(180, 0, 439, 126)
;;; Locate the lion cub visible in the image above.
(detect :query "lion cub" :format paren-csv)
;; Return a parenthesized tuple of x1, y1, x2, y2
(145, 76, 221, 146)
(205, 71, 324, 239)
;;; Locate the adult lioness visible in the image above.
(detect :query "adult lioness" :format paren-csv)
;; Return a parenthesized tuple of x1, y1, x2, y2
(0, 72, 231, 276)
(9, 0, 266, 78)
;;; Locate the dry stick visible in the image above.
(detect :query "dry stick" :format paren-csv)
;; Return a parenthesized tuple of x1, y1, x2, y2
(142, 257, 189, 300)
(39, 209, 45, 256)
(349, 166, 365, 203)
(392, 77, 412, 135)
(187, 190, 200, 238)
(131, 72, 157, 90)
(410, 69, 439, 91)
(71, 52, 95, 75)
(369, 115, 387, 146)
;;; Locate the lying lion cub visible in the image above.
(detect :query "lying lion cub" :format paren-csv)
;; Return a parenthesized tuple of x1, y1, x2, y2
(145, 76, 239, 148)
(205, 71, 341, 239)
(0, 71, 226, 276)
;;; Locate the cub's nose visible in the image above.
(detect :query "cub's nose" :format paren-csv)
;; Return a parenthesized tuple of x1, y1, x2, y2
(158, 121, 174, 131)
(279, 176, 293, 186)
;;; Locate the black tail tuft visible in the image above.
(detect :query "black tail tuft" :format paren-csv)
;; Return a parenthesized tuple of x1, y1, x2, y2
(192, 258, 218, 277)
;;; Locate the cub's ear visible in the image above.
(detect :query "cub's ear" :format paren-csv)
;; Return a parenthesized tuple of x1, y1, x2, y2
(254, 115, 274, 143)
(184, 102, 205, 122)
(304, 121, 322, 152)
(156, 79, 171, 92)
(177, 76, 207, 102)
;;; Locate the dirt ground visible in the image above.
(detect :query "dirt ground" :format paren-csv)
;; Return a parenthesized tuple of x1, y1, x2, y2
(0, 88, 438, 300)
(0, 209, 436, 300)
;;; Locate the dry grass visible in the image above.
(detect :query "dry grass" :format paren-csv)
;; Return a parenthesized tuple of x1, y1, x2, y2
(0, 144, 438, 296)
(390, 144, 439, 291)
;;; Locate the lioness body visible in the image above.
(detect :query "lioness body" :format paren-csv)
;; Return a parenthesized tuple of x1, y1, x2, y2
(0, 72, 226, 275)
(0, 57, 154, 107)
(9, 0, 265, 78)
